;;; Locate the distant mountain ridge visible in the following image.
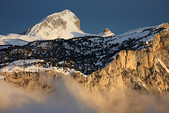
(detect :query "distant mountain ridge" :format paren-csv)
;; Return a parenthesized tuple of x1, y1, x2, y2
(0, 23, 166, 75)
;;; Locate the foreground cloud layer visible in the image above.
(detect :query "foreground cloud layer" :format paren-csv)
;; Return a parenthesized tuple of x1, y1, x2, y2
(0, 79, 95, 113)
(1, 76, 169, 113)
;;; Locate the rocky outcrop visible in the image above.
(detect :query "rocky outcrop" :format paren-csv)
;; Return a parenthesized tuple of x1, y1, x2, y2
(71, 24, 169, 95)
(99, 28, 115, 37)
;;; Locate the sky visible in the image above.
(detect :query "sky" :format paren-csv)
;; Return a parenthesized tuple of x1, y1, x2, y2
(0, 0, 169, 35)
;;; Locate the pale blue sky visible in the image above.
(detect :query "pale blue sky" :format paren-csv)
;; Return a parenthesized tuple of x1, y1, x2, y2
(0, 0, 169, 35)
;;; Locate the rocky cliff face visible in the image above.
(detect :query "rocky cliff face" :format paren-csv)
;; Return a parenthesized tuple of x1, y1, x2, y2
(0, 70, 65, 94)
(71, 23, 169, 95)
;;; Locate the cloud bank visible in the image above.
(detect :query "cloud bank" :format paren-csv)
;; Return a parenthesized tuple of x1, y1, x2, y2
(1, 75, 169, 113)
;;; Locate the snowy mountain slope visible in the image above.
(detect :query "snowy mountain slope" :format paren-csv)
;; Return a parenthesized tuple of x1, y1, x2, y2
(0, 24, 166, 75)
(0, 59, 78, 74)
(0, 32, 95, 46)
(21, 9, 93, 40)
(0, 34, 40, 46)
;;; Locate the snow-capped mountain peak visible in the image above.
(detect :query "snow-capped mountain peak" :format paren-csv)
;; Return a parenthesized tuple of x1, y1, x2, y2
(0, 10, 96, 46)
(99, 28, 115, 37)
(22, 9, 87, 40)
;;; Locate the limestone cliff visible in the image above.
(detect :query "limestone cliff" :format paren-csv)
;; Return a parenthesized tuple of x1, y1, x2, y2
(71, 23, 169, 95)
(0, 70, 64, 94)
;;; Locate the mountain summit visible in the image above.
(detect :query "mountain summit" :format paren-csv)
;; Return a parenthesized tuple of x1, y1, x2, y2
(21, 9, 86, 39)
(0, 10, 95, 46)
(99, 28, 115, 37)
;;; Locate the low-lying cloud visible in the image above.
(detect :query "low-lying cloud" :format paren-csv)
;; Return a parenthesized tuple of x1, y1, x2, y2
(1, 75, 169, 113)
(0, 79, 95, 113)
